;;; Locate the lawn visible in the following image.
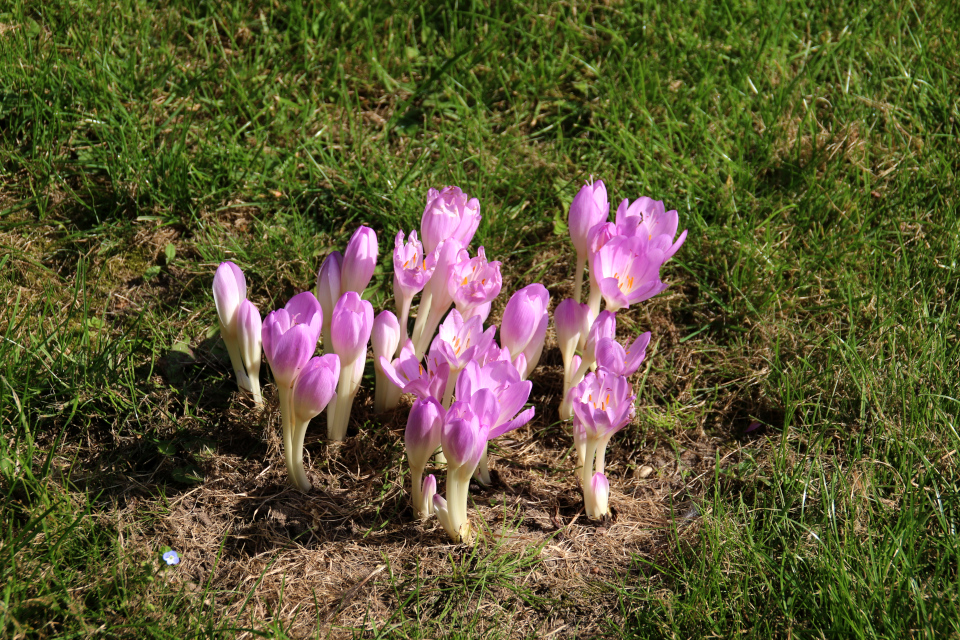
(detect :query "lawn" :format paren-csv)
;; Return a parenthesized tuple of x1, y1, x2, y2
(1, 0, 958, 638)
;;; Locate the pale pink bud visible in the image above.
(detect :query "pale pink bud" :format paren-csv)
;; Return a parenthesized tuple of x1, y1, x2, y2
(340, 225, 378, 294)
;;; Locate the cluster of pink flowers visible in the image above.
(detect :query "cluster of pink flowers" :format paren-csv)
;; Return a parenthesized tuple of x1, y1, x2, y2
(212, 180, 684, 539)
(556, 180, 686, 517)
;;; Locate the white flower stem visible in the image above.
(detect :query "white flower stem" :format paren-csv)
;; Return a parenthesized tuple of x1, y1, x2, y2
(572, 253, 586, 303)
(329, 359, 363, 441)
(414, 296, 449, 358)
(474, 444, 491, 485)
(410, 465, 425, 517)
(277, 384, 310, 491)
(396, 295, 413, 357)
(409, 289, 433, 355)
(595, 435, 612, 475)
(223, 334, 252, 393)
(289, 418, 313, 491)
(441, 367, 459, 409)
(582, 437, 600, 519)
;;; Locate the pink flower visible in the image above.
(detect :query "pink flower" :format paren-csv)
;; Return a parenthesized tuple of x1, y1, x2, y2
(614, 198, 688, 260)
(379, 339, 449, 401)
(568, 181, 609, 260)
(592, 235, 669, 312)
(420, 186, 481, 255)
(594, 332, 651, 377)
(570, 370, 636, 441)
(428, 309, 497, 374)
(292, 354, 341, 423)
(262, 292, 323, 389)
(213, 261, 247, 339)
(499, 284, 549, 378)
(393, 230, 436, 300)
(448, 247, 502, 320)
(330, 292, 374, 366)
(340, 226, 379, 294)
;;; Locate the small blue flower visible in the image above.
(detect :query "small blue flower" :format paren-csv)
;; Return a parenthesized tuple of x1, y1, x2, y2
(162, 550, 180, 565)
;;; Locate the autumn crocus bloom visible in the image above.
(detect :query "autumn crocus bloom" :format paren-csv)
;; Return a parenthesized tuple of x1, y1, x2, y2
(315, 251, 342, 351)
(614, 198, 688, 260)
(595, 332, 651, 377)
(410, 238, 463, 357)
(589, 472, 610, 519)
(393, 230, 437, 353)
(592, 235, 669, 313)
(559, 310, 616, 420)
(570, 370, 636, 518)
(326, 292, 374, 441)
(405, 398, 444, 517)
(236, 300, 263, 404)
(568, 181, 609, 303)
(500, 284, 550, 380)
(372, 311, 402, 413)
(340, 225, 379, 295)
(261, 292, 323, 490)
(379, 339, 450, 401)
(213, 261, 255, 397)
(420, 186, 481, 255)
(287, 354, 340, 490)
(455, 360, 535, 484)
(434, 390, 495, 542)
(428, 309, 496, 407)
(554, 298, 592, 395)
(448, 247, 502, 321)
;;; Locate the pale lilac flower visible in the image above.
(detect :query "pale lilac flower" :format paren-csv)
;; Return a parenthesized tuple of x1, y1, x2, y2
(262, 292, 322, 389)
(614, 197, 688, 260)
(499, 284, 549, 379)
(340, 225, 379, 294)
(236, 299, 263, 403)
(558, 310, 616, 420)
(589, 472, 610, 519)
(162, 550, 180, 565)
(421, 474, 437, 516)
(213, 261, 254, 396)
(420, 186, 481, 255)
(315, 251, 342, 351)
(380, 339, 449, 401)
(448, 247, 502, 320)
(287, 354, 340, 490)
(327, 292, 374, 441)
(595, 332, 651, 377)
(592, 235, 669, 312)
(393, 230, 437, 351)
(405, 398, 444, 517)
(554, 298, 592, 391)
(568, 181, 609, 302)
(429, 310, 496, 378)
(372, 311, 402, 413)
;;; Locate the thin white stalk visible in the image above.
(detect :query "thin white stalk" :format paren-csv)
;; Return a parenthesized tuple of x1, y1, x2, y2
(441, 367, 459, 409)
(559, 353, 592, 419)
(396, 295, 413, 357)
(224, 335, 252, 393)
(581, 437, 600, 518)
(410, 465, 425, 517)
(414, 297, 449, 358)
(572, 253, 586, 303)
(474, 444, 491, 485)
(289, 418, 312, 491)
(409, 289, 433, 354)
(595, 434, 613, 475)
(328, 359, 362, 441)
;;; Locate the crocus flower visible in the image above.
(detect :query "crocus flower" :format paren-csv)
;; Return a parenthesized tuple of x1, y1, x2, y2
(420, 186, 481, 255)
(379, 339, 450, 401)
(372, 311, 402, 413)
(591, 235, 669, 313)
(213, 261, 254, 396)
(287, 354, 340, 490)
(428, 309, 496, 407)
(499, 284, 550, 380)
(393, 230, 437, 352)
(410, 238, 463, 357)
(326, 292, 374, 441)
(421, 474, 437, 517)
(455, 360, 535, 484)
(405, 398, 444, 517)
(614, 197, 688, 260)
(262, 291, 323, 389)
(315, 251, 342, 351)
(434, 390, 495, 542)
(261, 291, 324, 490)
(554, 298, 592, 394)
(570, 369, 636, 518)
(568, 181, 609, 303)
(448, 247, 502, 320)
(587, 472, 610, 520)
(340, 225, 379, 294)
(594, 332, 651, 377)
(236, 299, 263, 404)
(559, 310, 616, 420)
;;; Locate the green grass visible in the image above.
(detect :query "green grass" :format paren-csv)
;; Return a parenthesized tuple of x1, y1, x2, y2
(1, 0, 959, 637)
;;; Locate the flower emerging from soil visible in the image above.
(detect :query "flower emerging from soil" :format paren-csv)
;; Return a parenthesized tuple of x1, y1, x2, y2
(326, 292, 374, 441)
(213, 261, 262, 403)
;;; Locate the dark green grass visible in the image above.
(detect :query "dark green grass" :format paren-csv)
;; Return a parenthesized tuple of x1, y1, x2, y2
(1, 0, 958, 637)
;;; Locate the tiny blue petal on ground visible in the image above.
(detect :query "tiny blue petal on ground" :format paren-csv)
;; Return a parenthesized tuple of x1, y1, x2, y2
(163, 550, 180, 565)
